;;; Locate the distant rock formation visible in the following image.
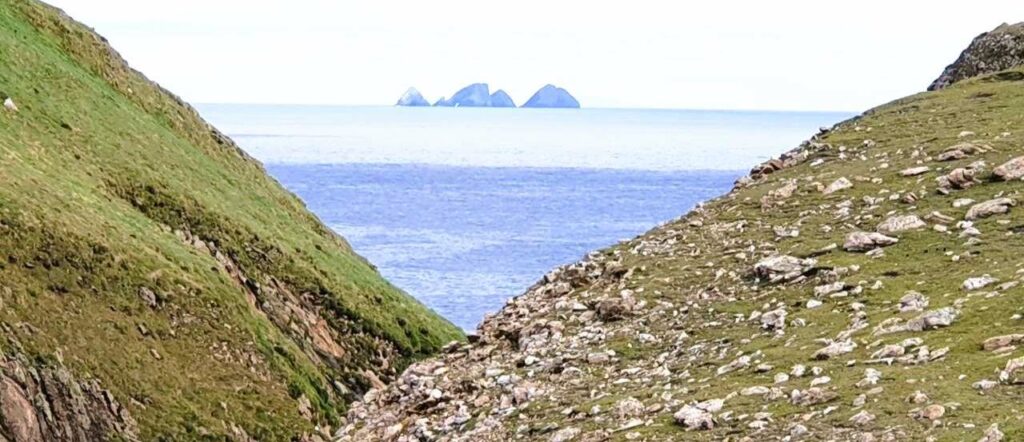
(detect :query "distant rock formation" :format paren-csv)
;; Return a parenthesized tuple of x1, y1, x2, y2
(396, 87, 430, 106)
(435, 83, 492, 107)
(928, 22, 1024, 90)
(522, 84, 580, 108)
(489, 90, 516, 107)
(400, 83, 577, 108)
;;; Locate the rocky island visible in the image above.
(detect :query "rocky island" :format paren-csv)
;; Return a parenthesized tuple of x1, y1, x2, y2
(488, 89, 517, 108)
(344, 23, 1024, 441)
(396, 87, 430, 106)
(522, 84, 581, 108)
(418, 83, 518, 108)
(398, 83, 578, 108)
(434, 83, 493, 107)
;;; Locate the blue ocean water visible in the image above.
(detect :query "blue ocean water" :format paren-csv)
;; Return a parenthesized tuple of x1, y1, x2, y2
(198, 105, 852, 330)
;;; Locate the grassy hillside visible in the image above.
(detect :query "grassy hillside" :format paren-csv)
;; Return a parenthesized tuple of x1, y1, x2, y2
(0, 0, 461, 439)
(341, 62, 1024, 440)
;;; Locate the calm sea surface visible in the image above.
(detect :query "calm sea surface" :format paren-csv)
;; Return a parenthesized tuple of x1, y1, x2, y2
(198, 105, 852, 330)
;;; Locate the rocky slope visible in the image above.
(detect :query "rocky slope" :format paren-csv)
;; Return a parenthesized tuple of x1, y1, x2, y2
(0, 1, 461, 440)
(929, 22, 1024, 90)
(341, 33, 1024, 441)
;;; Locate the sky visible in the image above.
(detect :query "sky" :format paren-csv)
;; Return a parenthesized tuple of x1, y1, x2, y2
(47, 1, 1024, 111)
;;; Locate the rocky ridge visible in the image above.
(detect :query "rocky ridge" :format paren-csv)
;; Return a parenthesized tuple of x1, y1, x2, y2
(929, 22, 1024, 90)
(341, 38, 1024, 441)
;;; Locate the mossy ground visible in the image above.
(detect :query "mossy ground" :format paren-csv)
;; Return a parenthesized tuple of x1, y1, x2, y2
(584, 67, 1024, 440)
(0, 1, 461, 439)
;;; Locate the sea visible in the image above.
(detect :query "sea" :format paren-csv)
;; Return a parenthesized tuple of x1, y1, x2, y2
(197, 105, 853, 330)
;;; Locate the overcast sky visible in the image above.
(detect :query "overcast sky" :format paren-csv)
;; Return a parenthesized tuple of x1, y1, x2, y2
(46, 1, 1024, 111)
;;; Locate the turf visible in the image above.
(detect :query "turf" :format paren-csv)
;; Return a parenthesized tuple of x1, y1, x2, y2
(0, 1, 461, 439)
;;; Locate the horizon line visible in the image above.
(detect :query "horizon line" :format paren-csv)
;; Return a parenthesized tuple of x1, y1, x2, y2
(193, 102, 860, 114)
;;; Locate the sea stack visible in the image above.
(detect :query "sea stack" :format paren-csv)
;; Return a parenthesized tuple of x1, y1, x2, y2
(489, 89, 516, 107)
(435, 83, 492, 107)
(396, 87, 430, 106)
(522, 84, 580, 108)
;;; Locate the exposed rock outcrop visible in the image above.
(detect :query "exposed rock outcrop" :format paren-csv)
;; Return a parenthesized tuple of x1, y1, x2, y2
(0, 335, 137, 442)
(928, 22, 1024, 90)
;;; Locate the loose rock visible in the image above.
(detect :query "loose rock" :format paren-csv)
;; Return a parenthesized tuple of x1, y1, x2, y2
(899, 291, 929, 312)
(814, 339, 856, 360)
(963, 275, 998, 291)
(877, 215, 926, 234)
(901, 166, 930, 176)
(844, 231, 899, 252)
(983, 334, 1024, 351)
(754, 255, 816, 283)
(937, 142, 983, 161)
(993, 156, 1024, 181)
(917, 404, 945, 421)
(673, 405, 714, 431)
(966, 198, 1014, 220)
(823, 177, 853, 194)
(979, 423, 1004, 442)
(849, 410, 875, 426)
(906, 307, 958, 331)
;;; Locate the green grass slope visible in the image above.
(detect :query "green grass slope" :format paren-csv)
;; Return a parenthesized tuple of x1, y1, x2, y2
(0, 0, 461, 439)
(341, 66, 1024, 440)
